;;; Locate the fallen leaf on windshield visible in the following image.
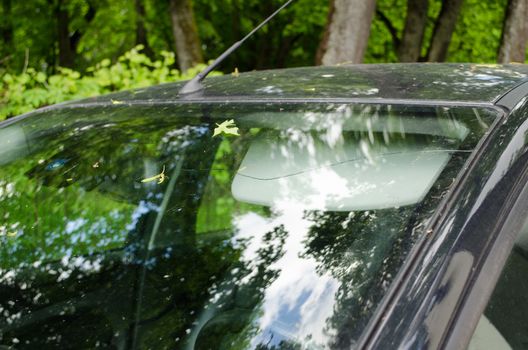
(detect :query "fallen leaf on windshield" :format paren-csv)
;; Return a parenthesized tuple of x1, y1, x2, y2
(141, 166, 168, 184)
(213, 120, 240, 137)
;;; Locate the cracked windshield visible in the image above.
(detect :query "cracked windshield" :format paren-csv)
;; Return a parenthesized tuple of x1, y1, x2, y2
(0, 103, 497, 349)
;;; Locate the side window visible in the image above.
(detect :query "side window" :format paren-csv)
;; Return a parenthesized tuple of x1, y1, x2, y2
(469, 220, 528, 350)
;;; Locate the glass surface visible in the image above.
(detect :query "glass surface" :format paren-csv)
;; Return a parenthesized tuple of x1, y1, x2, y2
(471, 219, 528, 350)
(0, 103, 497, 349)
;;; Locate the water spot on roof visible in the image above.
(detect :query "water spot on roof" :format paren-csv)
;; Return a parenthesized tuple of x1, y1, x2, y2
(350, 88, 379, 96)
(256, 85, 283, 94)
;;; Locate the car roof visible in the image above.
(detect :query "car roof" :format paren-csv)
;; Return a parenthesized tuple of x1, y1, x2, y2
(73, 63, 528, 106)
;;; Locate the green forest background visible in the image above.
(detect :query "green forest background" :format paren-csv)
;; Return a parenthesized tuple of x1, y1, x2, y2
(0, 0, 526, 121)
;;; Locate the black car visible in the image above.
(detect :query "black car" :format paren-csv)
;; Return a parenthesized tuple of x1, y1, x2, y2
(1, 63, 528, 350)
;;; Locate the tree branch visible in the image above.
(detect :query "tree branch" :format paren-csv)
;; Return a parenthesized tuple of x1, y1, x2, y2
(376, 9, 400, 49)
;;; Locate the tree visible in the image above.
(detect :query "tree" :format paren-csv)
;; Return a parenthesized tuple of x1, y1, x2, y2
(55, 0, 96, 68)
(0, 0, 13, 59)
(135, 0, 154, 58)
(498, 0, 528, 63)
(426, 0, 464, 62)
(316, 0, 376, 65)
(169, 0, 203, 72)
(398, 0, 428, 62)
(446, 0, 507, 63)
(56, 0, 75, 68)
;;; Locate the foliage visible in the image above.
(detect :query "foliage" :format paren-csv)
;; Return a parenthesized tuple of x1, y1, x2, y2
(1, 0, 527, 122)
(1, 0, 330, 74)
(1, 0, 57, 71)
(365, 0, 522, 64)
(0, 45, 214, 121)
(190, 0, 328, 70)
(1, 0, 138, 71)
(77, 0, 138, 68)
(448, 0, 508, 62)
(2, 0, 526, 74)
(365, 0, 406, 63)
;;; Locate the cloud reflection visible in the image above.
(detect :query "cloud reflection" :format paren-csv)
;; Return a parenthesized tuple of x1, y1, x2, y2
(234, 208, 339, 348)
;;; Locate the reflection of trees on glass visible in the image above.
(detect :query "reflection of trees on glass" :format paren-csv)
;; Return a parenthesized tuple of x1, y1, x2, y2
(196, 136, 269, 234)
(0, 105, 221, 348)
(133, 130, 289, 349)
(191, 226, 288, 350)
(0, 111, 181, 269)
(0, 103, 497, 349)
(301, 209, 413, 348)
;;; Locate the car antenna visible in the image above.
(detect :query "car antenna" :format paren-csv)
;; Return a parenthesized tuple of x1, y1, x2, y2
(179, 0, 296, 95)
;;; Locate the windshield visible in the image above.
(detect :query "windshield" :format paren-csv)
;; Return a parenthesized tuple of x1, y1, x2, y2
(0, 102, 497, 349)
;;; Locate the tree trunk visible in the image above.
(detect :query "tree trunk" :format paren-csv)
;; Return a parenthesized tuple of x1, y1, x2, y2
(316, 0, 376, 65)
(498, 0, 528, 63)
(398, 0, 428, 62)
(56, 0, 75, 68)
(55, 0, 96, 68)
(426, 0, 464, 62)
(255, 1, 274, 70)
(169, 0, 203, 72)
(135, 0, 154, 58)
(1, 0, 13, 55)
(276, 34, 301, 68)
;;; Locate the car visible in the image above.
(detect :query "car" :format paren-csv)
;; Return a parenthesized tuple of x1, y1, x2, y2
(1, 63, 528, 350)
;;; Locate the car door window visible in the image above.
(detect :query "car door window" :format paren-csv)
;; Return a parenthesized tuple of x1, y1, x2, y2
(469, 219, 528, 350)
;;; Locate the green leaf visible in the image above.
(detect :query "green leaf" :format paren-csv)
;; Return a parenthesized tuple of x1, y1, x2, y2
(213, 120, 240, 137)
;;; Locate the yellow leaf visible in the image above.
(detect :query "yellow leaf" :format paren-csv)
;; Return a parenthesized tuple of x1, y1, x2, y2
(141, 166, 168, 184)
(213, 119, 240, 137)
